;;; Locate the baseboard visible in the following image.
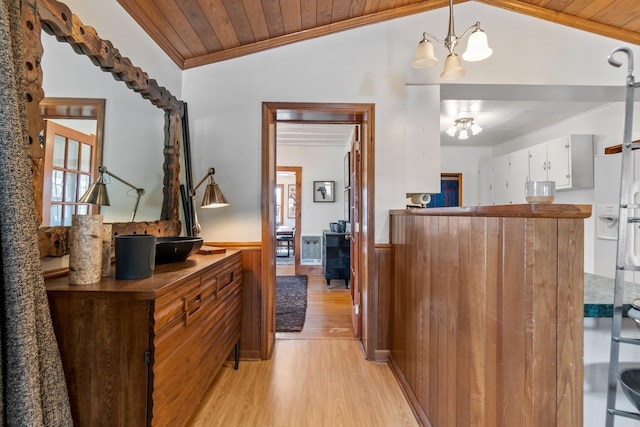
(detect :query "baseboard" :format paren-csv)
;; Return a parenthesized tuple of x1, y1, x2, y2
(388, 355, 431, 426)
(373, 349, 389, 362)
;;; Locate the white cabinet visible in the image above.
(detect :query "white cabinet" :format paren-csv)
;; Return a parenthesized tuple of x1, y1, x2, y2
(492, 155, 510, 205)
(527, 135, 593, 190)
(492, 135, 594, 204)
(509, 150, 529, 203)
(491, 150, 528, 204)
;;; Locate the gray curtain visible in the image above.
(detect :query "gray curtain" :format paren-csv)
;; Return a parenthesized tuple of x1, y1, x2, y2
(0, 0, 72, 425)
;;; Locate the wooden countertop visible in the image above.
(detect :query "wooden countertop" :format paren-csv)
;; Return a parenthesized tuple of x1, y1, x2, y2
(45, 250, 240, 299)
(390, 203, 592, 218)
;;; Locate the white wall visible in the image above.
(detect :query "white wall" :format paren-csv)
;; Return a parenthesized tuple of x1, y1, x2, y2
(40, 0, 639, 244)
(181, 2, 638, 244)
(278, 145, 346, 236)
(40, 0, 182, 223)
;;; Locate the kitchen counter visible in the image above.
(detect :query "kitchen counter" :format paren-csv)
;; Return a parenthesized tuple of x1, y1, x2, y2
(584, 272, 640, 317)
(389, 204, 589, 426)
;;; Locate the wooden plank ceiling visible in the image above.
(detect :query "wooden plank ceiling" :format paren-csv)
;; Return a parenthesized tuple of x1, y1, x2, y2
(116, 0, 640, 70)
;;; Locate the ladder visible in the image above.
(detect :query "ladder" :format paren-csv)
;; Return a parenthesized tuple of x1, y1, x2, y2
(606, 46, 640, 426)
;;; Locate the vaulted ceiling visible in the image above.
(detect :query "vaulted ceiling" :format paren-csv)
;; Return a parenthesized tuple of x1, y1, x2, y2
(117, 0, 640, 70)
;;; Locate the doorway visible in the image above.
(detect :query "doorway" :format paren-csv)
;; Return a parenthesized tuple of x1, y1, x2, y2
(276, 166, 301, 273)
(261, 102, 375, 360)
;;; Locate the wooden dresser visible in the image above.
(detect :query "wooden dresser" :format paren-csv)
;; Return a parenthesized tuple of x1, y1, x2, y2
(46, 251, 242, 427)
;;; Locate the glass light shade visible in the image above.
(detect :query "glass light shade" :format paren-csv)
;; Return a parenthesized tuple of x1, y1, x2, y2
(462, 29, 493, 62)
(412, 39, 438, 68)
(79, 175, 110, 206)
(201, 182, 229, 208)
(446, 125, 457, 137)
(470, 123, 483, 135)
(458, 129, 469, 140)
(440, 54, 465, 80)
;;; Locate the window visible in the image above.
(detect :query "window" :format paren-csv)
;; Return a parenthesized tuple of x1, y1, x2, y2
(42, 120, 97, 226)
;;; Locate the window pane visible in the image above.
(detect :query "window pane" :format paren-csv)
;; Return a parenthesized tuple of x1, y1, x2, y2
(49, 205, 62, 226)
(51, 170, 64, 201)
(63, 205, 74, 226)
(67, 139, 79, 170)
(80, 143, 92, 172)
(78, 174, 91, 199)
(65, 172, 77, 202)
(77, 205, 88, 215)
(53, 135, 66, 168)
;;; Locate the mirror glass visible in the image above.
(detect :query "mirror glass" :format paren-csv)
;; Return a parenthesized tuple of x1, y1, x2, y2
(40, 32, 166, 224)
(40, 98, 104, 227)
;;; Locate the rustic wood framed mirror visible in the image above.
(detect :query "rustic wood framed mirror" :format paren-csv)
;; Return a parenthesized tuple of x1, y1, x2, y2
(23, 0, 183, 257)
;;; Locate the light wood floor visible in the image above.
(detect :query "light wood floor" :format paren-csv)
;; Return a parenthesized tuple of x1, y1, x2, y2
(277, 265, 354, 340)
(188, 266, 419, 426)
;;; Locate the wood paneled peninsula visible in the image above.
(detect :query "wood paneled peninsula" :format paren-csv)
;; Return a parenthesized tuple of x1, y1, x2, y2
(46, 251, 242, 427)
(389, 204, 591, 427)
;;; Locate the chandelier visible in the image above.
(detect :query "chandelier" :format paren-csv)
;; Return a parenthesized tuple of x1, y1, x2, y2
(412, 0, 493, 80)
(446, 118, 482, 140)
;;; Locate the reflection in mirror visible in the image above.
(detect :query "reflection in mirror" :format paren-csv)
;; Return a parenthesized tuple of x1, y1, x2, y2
(40, 32, 167, 224)
(40, 98, 104, 227)
(25, 0, 184, 261)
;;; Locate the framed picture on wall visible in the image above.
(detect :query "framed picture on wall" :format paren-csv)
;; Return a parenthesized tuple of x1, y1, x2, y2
(313, 181, 335, 202)
(287, 184, 296, 218)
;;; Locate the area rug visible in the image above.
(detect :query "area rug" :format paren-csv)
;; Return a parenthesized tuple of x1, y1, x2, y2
(276, 275, 308, 332)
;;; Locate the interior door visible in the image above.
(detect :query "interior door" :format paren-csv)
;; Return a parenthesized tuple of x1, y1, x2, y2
(349, 126, 361, 338)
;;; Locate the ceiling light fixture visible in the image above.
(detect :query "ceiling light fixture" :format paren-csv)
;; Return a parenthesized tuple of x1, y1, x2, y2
(412, 0, 493, 80)
(446, 117, 482, 140)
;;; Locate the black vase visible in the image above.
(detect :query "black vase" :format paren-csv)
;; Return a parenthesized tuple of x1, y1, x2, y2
(114, 234, 156, 280)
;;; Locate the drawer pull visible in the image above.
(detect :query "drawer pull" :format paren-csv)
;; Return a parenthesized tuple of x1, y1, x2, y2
(184, 292, 202, 326)
(216, 272, 234, 295)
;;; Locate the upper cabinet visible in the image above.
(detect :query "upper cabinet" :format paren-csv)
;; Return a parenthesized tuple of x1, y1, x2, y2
(528, 135, 594, 190)
(492, 150, 529, 204)
(492, 135, 594, 204)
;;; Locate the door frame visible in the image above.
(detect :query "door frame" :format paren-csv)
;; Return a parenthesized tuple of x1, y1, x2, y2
(276, 166, 302, 274)
(261, 102, 375, 359)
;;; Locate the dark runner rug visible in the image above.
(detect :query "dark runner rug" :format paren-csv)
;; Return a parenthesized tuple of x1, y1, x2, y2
(276, 275, 308, 332)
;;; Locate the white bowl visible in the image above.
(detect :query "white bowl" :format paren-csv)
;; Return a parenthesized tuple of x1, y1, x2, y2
(525, 181, 555, 203)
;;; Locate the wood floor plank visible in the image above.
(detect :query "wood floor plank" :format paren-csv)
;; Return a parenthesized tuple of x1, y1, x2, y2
(276, 268, 354, 340)
(189, 340, 419, 426)
(188, 266, 417, 426)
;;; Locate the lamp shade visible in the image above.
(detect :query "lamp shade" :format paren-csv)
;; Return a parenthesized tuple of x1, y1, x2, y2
(79, 175, 110, 206)
(412, 39, 438, 68)
(201, 182, 229, 208)
(462, 29, 493, 62)
(440, 54, 465, 80)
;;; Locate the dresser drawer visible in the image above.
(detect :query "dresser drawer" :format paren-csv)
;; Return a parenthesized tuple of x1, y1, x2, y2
(154, 277, 202, 333)
(201, 257, 238, 297)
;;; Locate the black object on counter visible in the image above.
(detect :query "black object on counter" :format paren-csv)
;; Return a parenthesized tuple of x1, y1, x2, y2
(155, 236, 204, 264)
(115, 234, 156, 280)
